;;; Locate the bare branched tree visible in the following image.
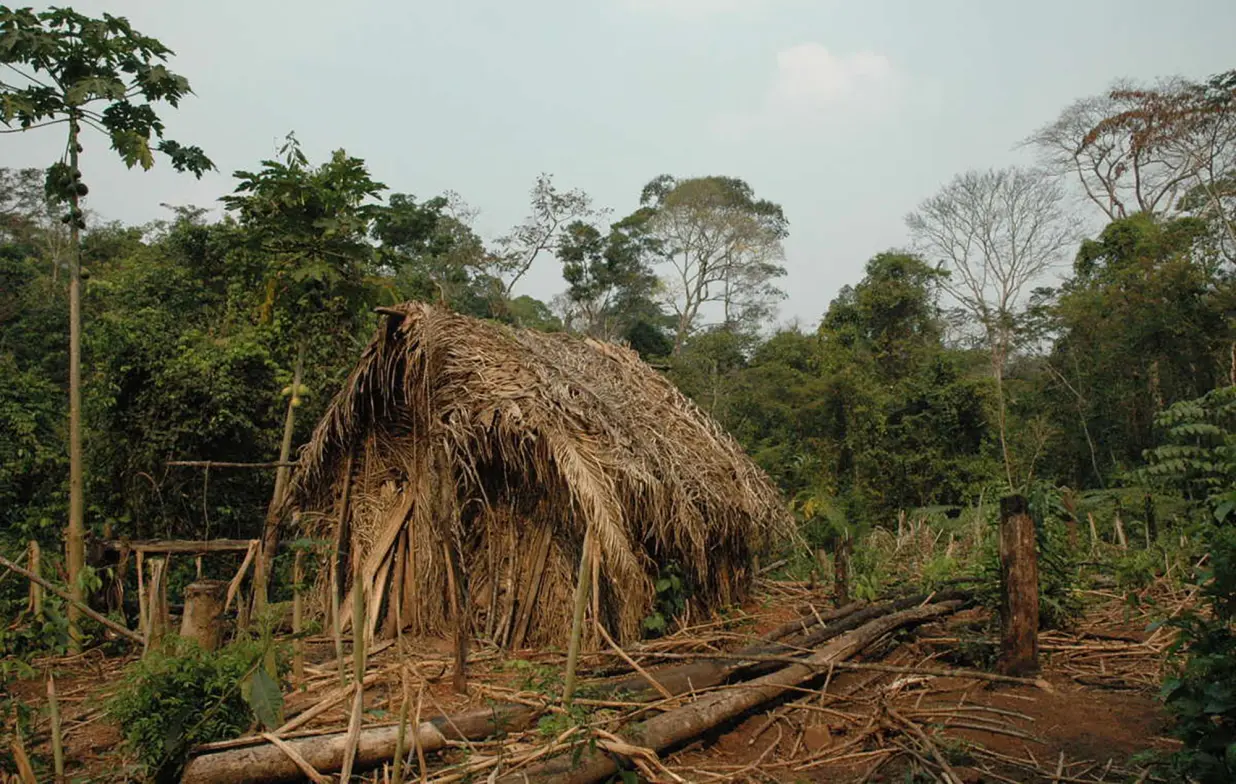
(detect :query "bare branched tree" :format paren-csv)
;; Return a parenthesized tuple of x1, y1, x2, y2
(906, 166, 1080, 489)
(1027, 80, 1197, 221)
(1028, 72, 1236, 262)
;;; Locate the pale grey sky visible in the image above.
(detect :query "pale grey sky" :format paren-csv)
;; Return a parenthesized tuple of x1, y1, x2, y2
(6, 0, 1235, 327)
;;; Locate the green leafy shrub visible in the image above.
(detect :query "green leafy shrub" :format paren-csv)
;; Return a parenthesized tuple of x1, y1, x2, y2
(642, 561, 691, 637)
(106, 634, 289, 778)
(1160, 527, 1236, 783)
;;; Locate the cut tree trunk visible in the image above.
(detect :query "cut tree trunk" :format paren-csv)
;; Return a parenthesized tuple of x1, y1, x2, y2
(998, 495, 1039, 676)
(833, 535, 851, 607)
(180, 580, 228, 651)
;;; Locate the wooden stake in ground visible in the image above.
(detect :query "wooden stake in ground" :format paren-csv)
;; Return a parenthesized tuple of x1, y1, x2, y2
(331, 448, 356, 686)
(998, 494, 1039, 676)
(47, 672, 64, 782)
(180, 580, 228, 651)
(27, 541, 42, 617)
(834, 532, 851, 607)
(563, 527, 595, 706)
(1144, 494, 1157, 545)
(292, 545, 305, 681)
(1114, 500, 1128, 550)
(146, 557, 170, 652)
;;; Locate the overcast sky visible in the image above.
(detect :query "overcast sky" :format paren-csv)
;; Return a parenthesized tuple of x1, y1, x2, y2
(6, 0, 1235, 328)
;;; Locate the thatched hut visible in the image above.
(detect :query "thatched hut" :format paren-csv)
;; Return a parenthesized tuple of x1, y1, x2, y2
(284, 302, 792, 649)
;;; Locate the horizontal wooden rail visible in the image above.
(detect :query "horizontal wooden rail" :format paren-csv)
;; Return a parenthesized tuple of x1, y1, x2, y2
(102, 538, 258, 554)
(167, 460, 297, 469)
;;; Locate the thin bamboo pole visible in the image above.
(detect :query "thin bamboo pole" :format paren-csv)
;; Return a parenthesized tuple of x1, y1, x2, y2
(293, 547, 305, 682)
(562, 527, 595, 706)
(47, 672, 64, 781)
(27, 541, 42, 617)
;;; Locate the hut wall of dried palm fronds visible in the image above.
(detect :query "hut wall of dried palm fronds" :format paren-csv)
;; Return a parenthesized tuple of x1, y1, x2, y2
(283, 302, 794, 648)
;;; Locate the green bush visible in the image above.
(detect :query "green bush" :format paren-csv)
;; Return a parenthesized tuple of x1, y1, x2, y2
(106, 634, 289, 778)
(1160, 527, 1236, 784)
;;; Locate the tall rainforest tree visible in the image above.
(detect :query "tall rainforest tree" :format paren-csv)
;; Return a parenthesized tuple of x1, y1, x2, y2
(0, 5, 212, 645)
(556, 211, 665, 344)
(813, 252, 993, 517)
(907, 167, 1078, 490)
(633, 175, 788, 353)
(1044, 212, 1232, 485)
(220, 132, 385, 601)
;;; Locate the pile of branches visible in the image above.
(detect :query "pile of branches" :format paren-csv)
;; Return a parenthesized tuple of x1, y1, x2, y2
(180, 586, 1024, 783)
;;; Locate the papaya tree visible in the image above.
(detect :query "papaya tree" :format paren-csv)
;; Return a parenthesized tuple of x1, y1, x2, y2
(0, 5, 212, 646)
(221, 132, 386, 603)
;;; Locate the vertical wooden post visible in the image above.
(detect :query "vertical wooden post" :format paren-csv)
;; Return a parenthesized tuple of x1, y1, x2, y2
(1144, 494, 1157, 545)
(1113, 499, 1127, 550)
(998, 495, 1039, 676)
(833, 534, 851, 608)
(562, 527, 594, 706)
(47, 672, 64, 782)
(443, 541, 468, 694)
(27, 541, 42, 617)
(292, 547, 305, 682)
(331, 448, 356, 686)
(145, 557, 169, 653)
(136, 550, 147, 640)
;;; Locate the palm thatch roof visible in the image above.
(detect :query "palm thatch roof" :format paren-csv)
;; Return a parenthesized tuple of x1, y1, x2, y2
(285, 302, 793, 647)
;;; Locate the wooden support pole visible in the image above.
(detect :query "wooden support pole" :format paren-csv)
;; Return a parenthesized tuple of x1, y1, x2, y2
(1144, 494, 1157, 545)
(998, 495, 1039, 676)
(1113, 499, 1127, 550)
(292, 547, 305, 682)
(331, 448, 356, 686)
(146, 557, 170, 652)
(27, 541, 42, 617)
(562, 527, 594, 706)
(168, 460, 298, 469)
(833, 533, 851, 608)
(0, 554, 143, 645)
(47, 672, 64, 782)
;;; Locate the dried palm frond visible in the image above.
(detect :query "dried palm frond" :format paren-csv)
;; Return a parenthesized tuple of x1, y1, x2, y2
(284, 303, 794, 646)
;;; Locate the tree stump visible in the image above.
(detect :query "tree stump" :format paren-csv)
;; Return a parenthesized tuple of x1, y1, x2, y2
(180, 580, 228, 651)
(998, 495, 1039, 676)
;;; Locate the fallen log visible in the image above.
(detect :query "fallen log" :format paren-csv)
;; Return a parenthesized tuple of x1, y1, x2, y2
(181, 591, 969, 783)
(603, 589, 968, 696)
(494, 599, 966, 784)
(180, 704, 533, 784)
